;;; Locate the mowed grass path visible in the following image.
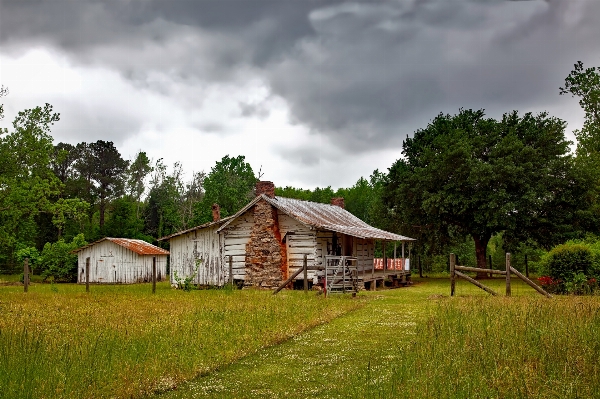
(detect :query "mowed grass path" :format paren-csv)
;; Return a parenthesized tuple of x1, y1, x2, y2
(160, 278, 600, 399)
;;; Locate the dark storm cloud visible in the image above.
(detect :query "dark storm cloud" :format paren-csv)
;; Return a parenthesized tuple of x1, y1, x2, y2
(1, 0, 598, 153)
(266, 0, 600, 151)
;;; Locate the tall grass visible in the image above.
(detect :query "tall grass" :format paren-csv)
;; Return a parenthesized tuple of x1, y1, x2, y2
(0, 282, 361, 398)
(382, 296, 600, 398)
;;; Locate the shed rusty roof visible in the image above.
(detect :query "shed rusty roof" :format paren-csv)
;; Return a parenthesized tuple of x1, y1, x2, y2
(217, 195, 415, 242)
(73, 238, 170, 255)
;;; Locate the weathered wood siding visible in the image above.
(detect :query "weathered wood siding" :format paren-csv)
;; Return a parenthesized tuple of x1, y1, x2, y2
(279, 211, 317, 280)
(76, 241, 167, 284)
(169, 225, 224, 286)
(222, 209, 254, 280)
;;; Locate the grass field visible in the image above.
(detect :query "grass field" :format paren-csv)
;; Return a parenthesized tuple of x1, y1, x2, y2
(1, 277, 599, 398)
(0, 281, 361, 398)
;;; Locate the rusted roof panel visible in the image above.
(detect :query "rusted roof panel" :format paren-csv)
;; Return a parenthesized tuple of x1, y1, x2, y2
(218, 195, 415, 241)
(266, 196, 415, 241)
(73, 237, 169, 255)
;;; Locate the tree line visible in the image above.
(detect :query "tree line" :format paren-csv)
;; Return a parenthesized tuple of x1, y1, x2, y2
(1, 61, 599, 279)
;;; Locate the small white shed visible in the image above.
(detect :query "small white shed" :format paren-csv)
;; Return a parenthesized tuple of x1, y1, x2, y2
(73, 238, 169, 284)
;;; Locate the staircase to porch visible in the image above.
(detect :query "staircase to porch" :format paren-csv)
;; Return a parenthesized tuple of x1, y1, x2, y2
(325, 256, 361, 293)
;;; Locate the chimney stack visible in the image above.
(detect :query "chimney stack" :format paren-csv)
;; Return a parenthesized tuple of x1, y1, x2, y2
(212, 203, 221, 221)
(255, 181, 275, 198)
(331, 197, 345, 209)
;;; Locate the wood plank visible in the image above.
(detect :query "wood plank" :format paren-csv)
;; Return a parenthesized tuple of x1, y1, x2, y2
(455, 265, 506, 275)
(455, 270, 498, 296)
(224, 237, 250, 246)
(224, 243, 247, 252)
(510, 266, 552, 298)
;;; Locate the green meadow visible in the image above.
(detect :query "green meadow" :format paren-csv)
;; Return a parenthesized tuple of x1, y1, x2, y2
(1, 277, 599, 398)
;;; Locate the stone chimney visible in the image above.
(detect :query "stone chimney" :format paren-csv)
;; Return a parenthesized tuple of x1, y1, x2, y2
(331, 197, 345, 209)
(255, 181, 275, 198)
(211, 203, 220, 222)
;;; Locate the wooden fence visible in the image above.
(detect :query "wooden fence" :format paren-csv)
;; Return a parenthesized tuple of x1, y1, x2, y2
(450, 253, 551, 298)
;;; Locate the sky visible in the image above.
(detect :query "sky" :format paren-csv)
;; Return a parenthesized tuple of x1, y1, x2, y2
(0, 0, 598, 189)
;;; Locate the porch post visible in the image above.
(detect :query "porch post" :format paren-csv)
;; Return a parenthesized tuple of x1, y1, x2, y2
(402, 242, 405, 271)
(394, 242, 397, 270)
(383, 241, 387, 272)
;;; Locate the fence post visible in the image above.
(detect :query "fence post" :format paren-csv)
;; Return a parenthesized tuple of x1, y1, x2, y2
(450, 253, 456, 296)
(303, 254, 308, 293)
(152, 256, 156, 294)
(489, 255, 493, 278)
(418, 255, 423, 278)
(505, 253, 511, 297)
(525, 254, 529, 278)
(229, 255, 233, 285)
(24, 258, 29, 293)
(85, 257, 90, 293)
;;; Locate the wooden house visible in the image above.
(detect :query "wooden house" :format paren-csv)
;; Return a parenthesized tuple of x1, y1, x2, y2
(159, 181, 415, 291)
(73, 238, 169, 284)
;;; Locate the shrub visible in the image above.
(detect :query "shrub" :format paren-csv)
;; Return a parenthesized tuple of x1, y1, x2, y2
(540, 240, 600, 294)
(542, 243, 593, 281)
(39, 234, 87, 282)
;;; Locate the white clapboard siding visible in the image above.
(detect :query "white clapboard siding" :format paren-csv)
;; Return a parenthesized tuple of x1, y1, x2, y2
(169, 224, 224, 286)
(280, 212, 317, 279)
(76, 241, 167, 284)
(221, 208, 254, 281)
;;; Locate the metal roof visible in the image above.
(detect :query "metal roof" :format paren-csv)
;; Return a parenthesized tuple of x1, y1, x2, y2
(217, 195, 415, 242)
(157, 216, 235, 241)
(73, 237, 170, 255)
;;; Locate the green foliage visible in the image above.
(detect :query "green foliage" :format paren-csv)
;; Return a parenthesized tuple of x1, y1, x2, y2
(144, 160, 189, 239)
(38, 234, 87, 281)
(542, 242, 593, 281)
(193, 155, 256, 224)
(561, 62, 600, 238)
(385, 108, 579, 268)
(539, 238, 600, 294)
(15, 246, 41, 272)
(560, 61, 600, 156)
(0, 103, 62, 267)
(173, 260, 202, 291)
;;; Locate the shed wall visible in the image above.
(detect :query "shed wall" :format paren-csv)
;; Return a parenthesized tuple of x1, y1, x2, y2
(169, 225, 224, 286)
(76, 241, 167, 284)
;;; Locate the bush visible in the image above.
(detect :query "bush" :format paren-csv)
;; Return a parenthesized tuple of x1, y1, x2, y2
(539, 240, 600, 294)
(543, 243, 593, 281)
(39, 234, 87, 282)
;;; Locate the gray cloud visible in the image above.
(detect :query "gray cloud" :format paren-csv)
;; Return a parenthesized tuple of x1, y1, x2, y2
(1, 0, 597, 171)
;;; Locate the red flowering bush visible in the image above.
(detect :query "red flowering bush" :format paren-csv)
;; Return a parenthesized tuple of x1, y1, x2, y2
(538, 276, 562, 294)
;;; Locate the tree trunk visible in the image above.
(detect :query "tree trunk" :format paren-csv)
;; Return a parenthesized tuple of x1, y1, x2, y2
(99, 199, 106, 228)
(473, 234, 490, 279)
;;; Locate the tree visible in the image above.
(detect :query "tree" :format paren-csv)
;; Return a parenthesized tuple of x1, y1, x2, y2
(560, 61, 600, 156)
(126, 151, 152, 218)
(560, 62, 600, 235)
(385, 109, 576, 272)
(0, 104, 62, 267)
(51, 142, 78, 184)
(144, 159, 185, 239)
(193, 155, 256, 224)
(0, 85, 7, 122)
(88, 140, 129, 229)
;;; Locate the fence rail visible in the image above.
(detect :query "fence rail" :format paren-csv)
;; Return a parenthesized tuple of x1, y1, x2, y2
(450, 253, 551, 298)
